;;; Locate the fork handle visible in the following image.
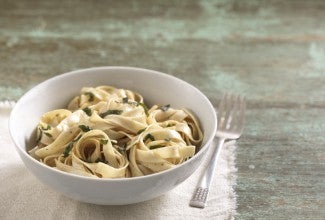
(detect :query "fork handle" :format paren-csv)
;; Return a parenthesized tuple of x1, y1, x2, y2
(189, 137, 225, 208)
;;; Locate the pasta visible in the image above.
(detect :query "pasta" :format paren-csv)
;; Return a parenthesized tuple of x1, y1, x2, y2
(29, 86, 203, 178)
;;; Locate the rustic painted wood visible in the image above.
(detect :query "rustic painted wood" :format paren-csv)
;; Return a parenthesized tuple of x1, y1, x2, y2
(0, 0, 324, 219)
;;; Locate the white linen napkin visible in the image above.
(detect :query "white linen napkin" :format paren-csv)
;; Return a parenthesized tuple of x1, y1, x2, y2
(0, 102, 237, 220)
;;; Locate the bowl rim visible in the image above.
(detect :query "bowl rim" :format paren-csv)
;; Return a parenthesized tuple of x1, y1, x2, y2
(9, 66, 217, 182)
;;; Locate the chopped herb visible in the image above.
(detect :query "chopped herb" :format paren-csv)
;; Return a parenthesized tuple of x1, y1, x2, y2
(137, 128, 146, 134)
(79, 125, 91, 132)
(84, 92, 95, 102)
(144, 133, 155, 142)
(41, 125, 51, 130)
(100, 109, 123, 118)
(159, 104, 171, 112)
(164, 138, 171, 142)
(122, 97, 129, 103)
(82, 107, 92, 116)
(138, 102, 149, 116)
(63, 135, 82, 158)
(63, 142, 73, 157)
(44, 132, 53, 138)
(150, 145, 164, 149)
(166, 124, 174, 127)
(100, 139, 108, 145)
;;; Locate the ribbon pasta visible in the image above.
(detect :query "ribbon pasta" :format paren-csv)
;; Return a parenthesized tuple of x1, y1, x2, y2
(29, 86, 203, 178)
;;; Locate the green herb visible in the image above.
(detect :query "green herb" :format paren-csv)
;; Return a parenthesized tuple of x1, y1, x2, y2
(100, 109, 123, 118)
(138, 102, 149, 116)
(122, 97, 129, 103)
(164, 138, 171, 142)
(41, 125, 51, 130)
(44, 132, 53, 138)
(144, 133, 155, 142)
(150, 145, 164, 149)
(63, 142, 73, 157)
(82, 107, 92, 116)
(63, 135, 82, 158)
(84, 92, 95, 102)
(159, 104, 170, 112)
(100, 139, 108, 145)
(79, 125, 91, 132)
(166, 124, 174, 127)
(137, 128, 146, 134)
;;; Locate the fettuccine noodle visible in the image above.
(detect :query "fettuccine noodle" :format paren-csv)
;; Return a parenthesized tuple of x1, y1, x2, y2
(29, 86, 203, 178)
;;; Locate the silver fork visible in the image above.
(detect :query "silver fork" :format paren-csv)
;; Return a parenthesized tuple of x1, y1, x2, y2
(189, 93, 246, 208)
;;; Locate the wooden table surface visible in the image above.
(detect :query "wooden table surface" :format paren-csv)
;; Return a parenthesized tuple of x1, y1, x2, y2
(1, 0, 324, 219)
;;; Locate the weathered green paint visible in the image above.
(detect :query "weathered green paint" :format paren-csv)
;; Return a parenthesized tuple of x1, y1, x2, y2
(1, 0, 324, 219)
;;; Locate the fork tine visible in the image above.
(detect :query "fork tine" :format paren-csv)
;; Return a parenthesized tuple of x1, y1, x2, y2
(231, 95, 244, 132)
(217, 93, 229, 129)
(222, 93, 236, 130)
(229, 94, 240, 130)
(217, 93, 228, 129)
(217, 93, 227, 114)
(226, 94, 236, 129)
(237, 96, 246, 133)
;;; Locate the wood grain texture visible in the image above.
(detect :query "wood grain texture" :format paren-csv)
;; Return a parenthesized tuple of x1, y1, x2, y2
(0, 0, 324, 219)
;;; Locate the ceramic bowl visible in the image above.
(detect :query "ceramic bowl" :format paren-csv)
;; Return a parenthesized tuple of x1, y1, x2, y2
(9, 66, 216, 205)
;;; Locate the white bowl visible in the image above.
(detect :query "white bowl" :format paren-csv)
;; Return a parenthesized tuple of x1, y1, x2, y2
(9, 66, 216, 205)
